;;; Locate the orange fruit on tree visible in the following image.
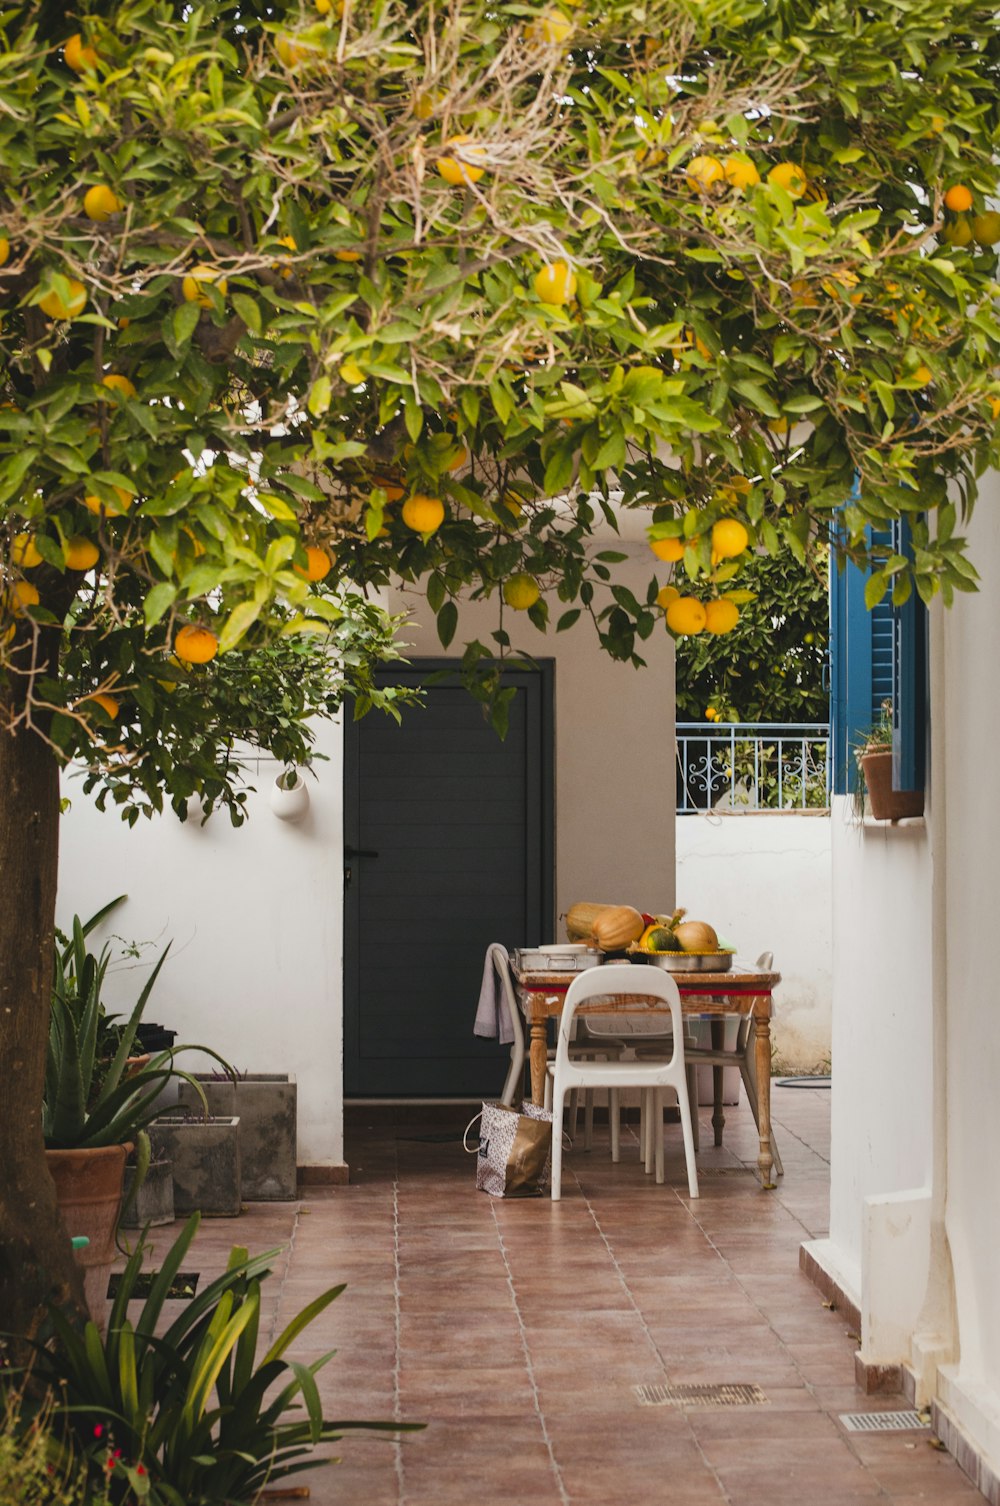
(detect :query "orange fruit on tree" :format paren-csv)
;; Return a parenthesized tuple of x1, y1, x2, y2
(656, 585, 680, 610)
(272, 234, 299, 277)
(275, 32, 322, 66)
(503, 573, 540, 611)
(6, 580, 39, 614)
(665, 596, 707, 635)
(64, 536, 100, 571)
(372, 472, 406, 502)
(294, 544, 334, 581)
(174, 624, 219, 664)
(335, 248, 362, 262)
(437, 136, 487, 187)
(685, 155, 725, 192)
(102, 373, 136, 399)
(0, 238, 8, 266)
(11, 533, 42, 568)
(87, 692, 120, 720)
(401, 494, 445, 534)
(704, 598, 740, 634)
(534, 260, 577, 305)
(83, 185, 122, 222)
(181, 264, 229, 306)
(943, 183, 973, 213)
(972, 212, 1000, 247)
(525, 9, 573, 44)
(912, 364, 933, 386)
(649, 536, 686, 562)
(705, 706, 718, 721)
(989, 396, 1000, 421)
(723, 155, 760, 189)
(942, 216, 973, 247)
(83, 485, 132, 516)
(768, 161, 807, 197)
(711, 518, 749, 558)
(64, 34, 99, 73)
(39, 279, 87, 320)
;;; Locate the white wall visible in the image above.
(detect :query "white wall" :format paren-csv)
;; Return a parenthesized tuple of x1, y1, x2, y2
(812, 470, 1000, 1484)
(936, 480, 1000, 1463)
(675, 812, 832, 1071)
(57, 721, 347, 1171)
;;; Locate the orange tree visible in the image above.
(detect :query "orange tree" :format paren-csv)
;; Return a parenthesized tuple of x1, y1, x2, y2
(2, 0, 1000, 1340)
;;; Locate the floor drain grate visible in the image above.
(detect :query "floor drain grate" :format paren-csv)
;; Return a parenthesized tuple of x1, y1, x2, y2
(839, 1410, 929, 1433)
(635, 1382, 769, 1408)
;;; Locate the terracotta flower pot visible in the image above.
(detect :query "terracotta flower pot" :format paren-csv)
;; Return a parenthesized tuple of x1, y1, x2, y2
(45, 1143, 131, 1330)
(859, 748, 924, 821)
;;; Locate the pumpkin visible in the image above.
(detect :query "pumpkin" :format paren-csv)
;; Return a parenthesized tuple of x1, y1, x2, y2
(592, 904, 646, 951)
(639, 924, 682, 953)
(565, 902, 615, 942)
(673, 919, 719, 952)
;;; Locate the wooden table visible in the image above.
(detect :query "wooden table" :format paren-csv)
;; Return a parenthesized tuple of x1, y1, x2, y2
(511, 962, 782, 1188)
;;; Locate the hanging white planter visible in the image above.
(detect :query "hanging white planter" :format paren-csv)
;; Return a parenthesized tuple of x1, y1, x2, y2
(269, 767, 310, 822)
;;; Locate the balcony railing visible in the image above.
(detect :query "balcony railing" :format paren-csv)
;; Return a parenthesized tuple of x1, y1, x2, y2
(676, 722, 831, 813)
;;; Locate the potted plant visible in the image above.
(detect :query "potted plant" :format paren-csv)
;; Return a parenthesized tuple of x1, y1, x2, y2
(43, 899, 228, 1326)
(855, 700, 924, 821)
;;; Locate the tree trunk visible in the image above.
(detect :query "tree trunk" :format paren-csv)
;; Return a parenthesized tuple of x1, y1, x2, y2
(0, 695, 85, 1358)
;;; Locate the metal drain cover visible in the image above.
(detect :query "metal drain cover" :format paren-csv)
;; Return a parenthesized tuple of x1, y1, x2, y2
(839, 1410, 929, 1433)
(635, 1382, 769, 1408)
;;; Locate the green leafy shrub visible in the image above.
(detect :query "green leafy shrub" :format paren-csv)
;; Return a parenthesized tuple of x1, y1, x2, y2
(0, 1391, 112, 1506)
(28, 1214, 418, 1505)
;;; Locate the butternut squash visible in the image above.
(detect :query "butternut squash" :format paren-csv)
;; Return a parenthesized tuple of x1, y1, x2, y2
(565, 902, 614, 942)
(592, 904, 646, 951)
(673, 919, 719, 952)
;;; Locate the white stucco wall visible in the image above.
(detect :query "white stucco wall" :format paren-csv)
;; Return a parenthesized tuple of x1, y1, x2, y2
(57, 721, 347, 1170)
(812, 799, 935, 1309)
(675, 812, 832, 1070)
(812, 470, 1000, 1483)
(936, 479, 1000, 1463)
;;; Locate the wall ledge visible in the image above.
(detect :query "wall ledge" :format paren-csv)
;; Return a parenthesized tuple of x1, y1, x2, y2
(800, 1238, 862, 1336)
(297, 1163, 350, 1187)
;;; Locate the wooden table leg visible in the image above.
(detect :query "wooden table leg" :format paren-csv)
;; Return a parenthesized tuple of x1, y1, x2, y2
(711, 1018, 726, 1146)
(529, 1020, 548, 1107)
(753, 1002, 776, 1189)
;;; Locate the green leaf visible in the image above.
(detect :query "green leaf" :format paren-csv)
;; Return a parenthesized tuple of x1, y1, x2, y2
(218, 598, 264, 653)
(231, 292, 262, 334)
(436, 601, 458, 648)
(864, 572, 888, 609)
(307, 376, 332, 417)
(144, 582, 177, 628)
(172, 301, 202, 351)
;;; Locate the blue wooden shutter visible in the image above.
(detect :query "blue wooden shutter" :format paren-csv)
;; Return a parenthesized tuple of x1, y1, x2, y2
(891, 519, 927, 793)
(829, 523, 926, 798)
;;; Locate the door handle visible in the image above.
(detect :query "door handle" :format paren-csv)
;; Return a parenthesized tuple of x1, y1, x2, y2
(344, 845, 379, 859)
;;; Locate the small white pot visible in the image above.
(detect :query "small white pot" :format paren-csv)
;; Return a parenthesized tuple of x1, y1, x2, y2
(269, 771, 310, 822)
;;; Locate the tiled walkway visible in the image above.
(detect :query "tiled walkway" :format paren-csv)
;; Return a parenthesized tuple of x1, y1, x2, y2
(155, 1086, 983, 1505)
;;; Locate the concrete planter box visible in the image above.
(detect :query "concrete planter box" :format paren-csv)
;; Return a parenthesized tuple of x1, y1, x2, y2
(176, 1075, 297, 1201)
(121, 1156, 175, 1228)
(151, 1115, 242, 1217)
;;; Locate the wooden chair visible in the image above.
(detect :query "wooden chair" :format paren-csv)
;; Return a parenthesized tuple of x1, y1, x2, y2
(682, 951, 783, 1176)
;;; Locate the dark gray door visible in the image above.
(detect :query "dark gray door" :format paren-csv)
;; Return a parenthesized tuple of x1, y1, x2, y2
(343, 661, 553, 1097)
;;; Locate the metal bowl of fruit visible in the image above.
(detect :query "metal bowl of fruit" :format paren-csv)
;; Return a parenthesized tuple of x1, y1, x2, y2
(646, 949, 735, 973)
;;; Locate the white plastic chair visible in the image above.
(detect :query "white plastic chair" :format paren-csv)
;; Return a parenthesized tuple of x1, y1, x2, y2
(681, 951, 783, 1176)
(548, 964, 699, 1201)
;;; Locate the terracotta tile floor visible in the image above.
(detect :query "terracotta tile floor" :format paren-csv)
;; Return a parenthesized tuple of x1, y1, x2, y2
(143, 1085, 985, 1505)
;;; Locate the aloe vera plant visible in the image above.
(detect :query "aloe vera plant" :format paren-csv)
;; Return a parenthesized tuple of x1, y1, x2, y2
(44, 899, 228, 1151)
(33, 1214, 417, 1504)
